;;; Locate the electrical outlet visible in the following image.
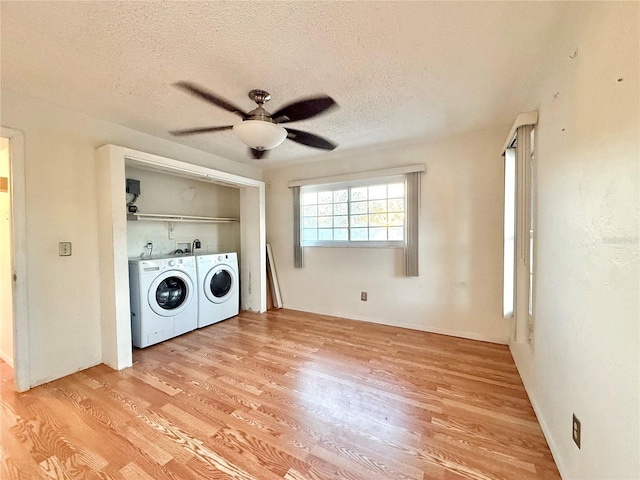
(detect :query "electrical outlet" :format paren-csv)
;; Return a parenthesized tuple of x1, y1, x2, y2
(572, 414, 581, 448)
(59, 242, 72, 256)
(361, 291, 367, 301)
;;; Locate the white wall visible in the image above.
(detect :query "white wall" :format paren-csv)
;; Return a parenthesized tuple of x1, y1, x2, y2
(125, 166, 240, 259)
(264, 129, 510, 344)
(0, 89, 261, 387)
(0, 140, 13, 365)
(510, 3, 639, 479)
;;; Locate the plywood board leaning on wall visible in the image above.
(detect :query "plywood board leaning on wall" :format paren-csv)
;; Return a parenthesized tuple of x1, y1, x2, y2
(266, 244, 282, 309)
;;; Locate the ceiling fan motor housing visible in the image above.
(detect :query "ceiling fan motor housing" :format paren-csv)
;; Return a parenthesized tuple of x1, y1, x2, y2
(171, 82, 338, 158)
(245, 105, 276, 123)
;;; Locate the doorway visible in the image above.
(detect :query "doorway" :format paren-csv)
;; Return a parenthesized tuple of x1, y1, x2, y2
(0, 138, 13, 367)
(0, 128, 29, 392)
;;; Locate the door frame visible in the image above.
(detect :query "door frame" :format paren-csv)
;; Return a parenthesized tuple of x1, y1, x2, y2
(1, 127, 29, 392)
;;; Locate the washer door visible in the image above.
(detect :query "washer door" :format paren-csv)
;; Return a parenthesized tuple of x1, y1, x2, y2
(148, 270, 194, 316)
(203, 264, 237, 304)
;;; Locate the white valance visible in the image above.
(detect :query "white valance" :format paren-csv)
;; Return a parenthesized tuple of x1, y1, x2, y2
(501, 111, 538, 155)
(288, 164, 426, 189)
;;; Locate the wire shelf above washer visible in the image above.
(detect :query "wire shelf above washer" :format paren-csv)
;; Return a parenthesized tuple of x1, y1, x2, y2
(127, 213, 239, 224)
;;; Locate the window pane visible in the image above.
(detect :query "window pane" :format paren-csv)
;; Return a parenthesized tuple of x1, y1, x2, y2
(334, 228, 348, 241)
(388, 183, 404, 198)
(369, 227, 387, 240)
(302, 229, 317, 241)
(318, 229, 333, 241)
(302, 178, 407, 246)
(334, 189, 348, 203)
(388, 212, 404, 226)
(318, 204, 332, 216)
(333, 203, 348, 215)
(369, 213, 388, 226)
(351, 201, 368, 214)
(351, 187, 367, 201)
(368, 184, 387, 200)
(318, 191, 333, 204)
(503, 149, 516, 318)
(388, 198, 404, 212)
(351, 214, 368, 227)
(368, 200, 387, 213)
(318, 216, 332, 228)
(303, 192, 317, 205)
(388, 227, 403, 241)
(351, 228, 368, 241)
(303, 205, 317, 217)
(334, 216, 348, 227)
(303, 217, 317, 228)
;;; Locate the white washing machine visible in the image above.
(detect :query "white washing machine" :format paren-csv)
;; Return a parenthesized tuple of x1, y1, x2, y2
(128, 255, 198, 348)
(195, 252, 239, 328)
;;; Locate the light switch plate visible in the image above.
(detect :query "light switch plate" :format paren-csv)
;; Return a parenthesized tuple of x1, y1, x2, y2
(59, 242, 72, 256)
(572, 414, 581, 448)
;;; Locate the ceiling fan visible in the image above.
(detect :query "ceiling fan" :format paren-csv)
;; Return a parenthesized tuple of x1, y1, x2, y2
(170, 82, 339, 159)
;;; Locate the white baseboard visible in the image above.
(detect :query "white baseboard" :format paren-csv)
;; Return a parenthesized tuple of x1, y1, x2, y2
(29, 359, 102, 389)
(281, 305, 509, 345)
(510, 343, 568, 480)
(0, 349, 13, 367)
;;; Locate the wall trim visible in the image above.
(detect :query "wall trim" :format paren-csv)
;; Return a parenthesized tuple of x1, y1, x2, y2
(29, 359, 102, 389)
(123, 147, 263, 189)
(0, 349, 13, 366)
(283, 305, 509, 345)
(510, 341, 567, 479)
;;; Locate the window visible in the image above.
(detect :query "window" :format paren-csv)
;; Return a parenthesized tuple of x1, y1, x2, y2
(501, 116, 536, 344)
(301, 178, 405, 247)
(290, 165, 424, 274)
(503, 148, 516, 318)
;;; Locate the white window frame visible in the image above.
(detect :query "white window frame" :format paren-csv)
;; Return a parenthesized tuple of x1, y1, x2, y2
(300, 175, 405, 248)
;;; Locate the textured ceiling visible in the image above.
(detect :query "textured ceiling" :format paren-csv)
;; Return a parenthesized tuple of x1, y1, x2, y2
(0, 1, 567, 168)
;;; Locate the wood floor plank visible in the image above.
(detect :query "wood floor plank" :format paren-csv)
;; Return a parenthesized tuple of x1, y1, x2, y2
(0, 309, 560, 479)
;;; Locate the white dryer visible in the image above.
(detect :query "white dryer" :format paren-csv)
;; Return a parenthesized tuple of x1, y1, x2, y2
(195, 252, 239, 328)
(128, 255, 198, 348)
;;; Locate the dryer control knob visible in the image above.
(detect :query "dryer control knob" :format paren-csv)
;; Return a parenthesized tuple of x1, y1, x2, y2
(218, 256, 223, 261)
(169, 260, 176, 267)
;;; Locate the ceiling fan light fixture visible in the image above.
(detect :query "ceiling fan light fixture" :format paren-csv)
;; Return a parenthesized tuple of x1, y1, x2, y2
(233, 120, 287, 150)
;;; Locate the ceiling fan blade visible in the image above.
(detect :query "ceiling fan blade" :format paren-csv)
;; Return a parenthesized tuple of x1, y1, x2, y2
(285, 128, 337, 150)
(272, 95, 337, 123)
(250, 148, 268, 160)
(174, 82, 248, 117)
(169, 125, 233, 136)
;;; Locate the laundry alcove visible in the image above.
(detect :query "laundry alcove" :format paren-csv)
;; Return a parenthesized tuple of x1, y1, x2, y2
(95, 145, 266, 371)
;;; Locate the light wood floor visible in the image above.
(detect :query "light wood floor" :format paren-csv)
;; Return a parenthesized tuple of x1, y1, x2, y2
(1, 309, 560, 479)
